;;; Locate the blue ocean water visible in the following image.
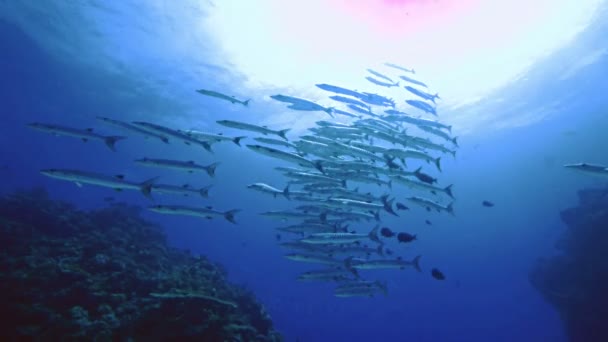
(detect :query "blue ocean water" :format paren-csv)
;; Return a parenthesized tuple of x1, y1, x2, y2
(1, 2, 608, 341)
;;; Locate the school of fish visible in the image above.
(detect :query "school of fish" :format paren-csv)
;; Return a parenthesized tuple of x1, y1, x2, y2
(31, 63, 456, 297)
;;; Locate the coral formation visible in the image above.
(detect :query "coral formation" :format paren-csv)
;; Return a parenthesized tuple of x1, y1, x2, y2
(530, 186, 608, 342)
(0, 187, 281, 341)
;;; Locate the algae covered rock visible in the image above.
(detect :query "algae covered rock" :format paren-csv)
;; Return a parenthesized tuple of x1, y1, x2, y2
(530, 186, 608, 342)
(0, 187, 282, 341)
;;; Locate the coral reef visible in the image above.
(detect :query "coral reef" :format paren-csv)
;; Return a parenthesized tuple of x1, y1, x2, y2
(530, 186, 608, 342)
(0, 187, 281, 341)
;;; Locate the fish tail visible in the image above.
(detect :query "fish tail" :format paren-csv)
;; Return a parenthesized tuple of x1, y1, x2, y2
(278, 129, 291, 141)
(412, 255, 422, 273)
(206, 162, 220, 178)
(369, 224, 380, 243)
(139, 177, 159, 200)
(104, 136, 127, 152)
(447, 125, 452, 133)
(445, 184, 454, 199)
(378, 281, 389, 296)
(283, 185, 291, 200)
(224, 209, 240, 224)
(200, 185, 212, 198)
(451, 150, 456, 158)
(314, 161, 324, 174)
(160, 136, 169, 144)
(435, 92, 441, 99)
(233, 136, 246, 146)
(242, 99, 251, 107)
(373, 211, 380, 222)
(435, 157, 442, 172)
(447, 202, 455, 216)
(452, 136, 459, 147)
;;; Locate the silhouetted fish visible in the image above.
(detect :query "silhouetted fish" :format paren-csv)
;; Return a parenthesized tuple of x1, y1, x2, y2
(431, 268, 445, 280)
(380, 227, 395, 238)
(396, 202, 409, 211)
(482, 200, 494, 207)
(397, 232, 416, 243)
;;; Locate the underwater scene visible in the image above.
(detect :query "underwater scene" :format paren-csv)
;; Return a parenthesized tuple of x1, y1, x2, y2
(1, 1, 608, 341)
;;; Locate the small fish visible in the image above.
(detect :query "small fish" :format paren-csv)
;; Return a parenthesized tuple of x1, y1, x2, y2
(365, 76, 399, 88)
(148, 204, 240, 224)
(27, 123, 126, 151)
(40, 169, 157, 199)
(380, 227, 395, 238)
(431, 268, 445, 280)
(196, 88, 250, 106)
(367, 68, 395, 83)
(482, 200, 494, 207)
(397, 232, 417, 243)
(396, 202, 410, 211)
(425, 220, 432, 226)
(563, 163, 608, 177)
(405, 99, 436, 115)
(217, 120, 290, 141)
(97, 117, 169, 144)
(384, 62, 415, 74)
(135, 158, 219, 177)
(413, 167, 437, 184)
(400, 75, 427, 88)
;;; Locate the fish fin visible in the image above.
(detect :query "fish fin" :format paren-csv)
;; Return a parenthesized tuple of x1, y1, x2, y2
(448, 202, 455, 216)
(202, 141, 213, 153)
(369, 225, 381, 243)
(206, 206, 213, 209)
(200, 185, 212, 198)
(435, 157, 442, 172)
(114, 174, 125, 180)
(224, 209, 240, 224)
(81, 138, 88, 142)
(412, 255, 422, 273)
(278, 129, 291, 141)
(314, 161, 324, 174)
(452, 136, 459, 147)
(206, 162, 220, 178)
(233, 136, 246, 146)
(139, 177, 159, 200)
(445, 184, 454, 199)
(242, 99, 251, 107)
(114, 188, 123, 192)
(104, 136, 127, 152)
(283, 185, 291, 200)
(160, 136, 169, 144)
(188, 160, 195, 164)
(377, 244, 384, 257)
(86, 128, 94, 132)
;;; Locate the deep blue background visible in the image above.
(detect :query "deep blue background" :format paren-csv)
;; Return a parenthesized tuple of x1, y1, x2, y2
(2, 4, 608, 340)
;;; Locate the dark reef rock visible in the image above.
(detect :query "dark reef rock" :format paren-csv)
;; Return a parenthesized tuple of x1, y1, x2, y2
(0, 187, 281, 341)
(529, 186, 608, 342)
